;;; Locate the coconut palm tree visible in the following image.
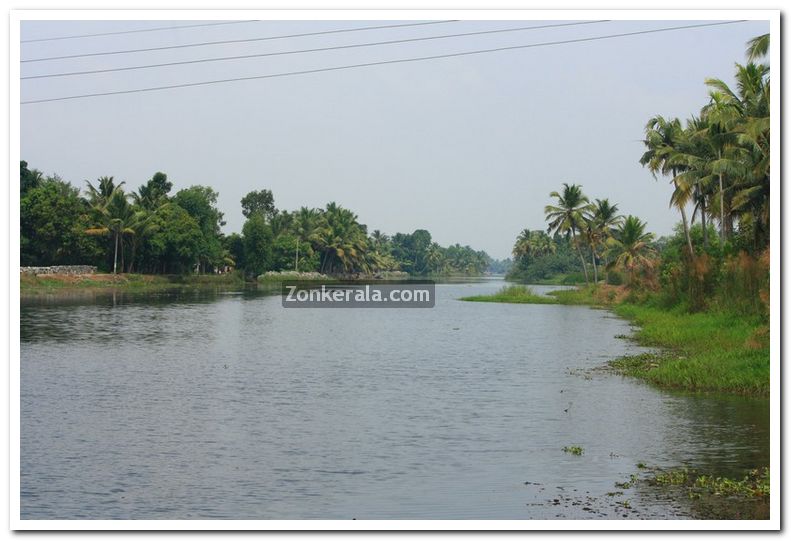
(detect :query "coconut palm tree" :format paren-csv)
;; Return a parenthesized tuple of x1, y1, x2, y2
(746, 33, 769, 62)
(700, 92, 743, 242)
(315, 202, 369, 274)
(85, 189, 135, 274)
(86, 176, 124, 208)
(124, 205, 166, 273)
(640, 116, 695, 257)
(588, 199, 622, 282)
(607, 215, 657, 286)
(706, 62, 770, 249)
(512, 230, 555, 279)
(664, 116, 717, 248)
(544, 183, 593, 285)
(292, 207, 321, 271)
(528, 231, 556, 258)
(369, 230, 389, 251)
(512, 229, 533, 260)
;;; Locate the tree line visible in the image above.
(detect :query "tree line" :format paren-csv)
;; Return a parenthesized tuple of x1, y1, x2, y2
(508, 184, 653, 287)
(509, 34, 770, 315)
(20, 167, 493, 278)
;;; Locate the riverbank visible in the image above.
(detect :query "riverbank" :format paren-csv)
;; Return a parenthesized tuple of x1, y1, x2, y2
(20, 272, 246, 294)
(461, 284, 769, 396)
(459, 284, 555, 304)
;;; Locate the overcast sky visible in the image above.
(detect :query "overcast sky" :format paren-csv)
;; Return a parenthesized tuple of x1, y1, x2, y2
(20, 18, 769, 259)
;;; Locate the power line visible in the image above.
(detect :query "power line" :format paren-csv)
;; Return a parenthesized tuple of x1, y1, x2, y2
(21, 20, 259, 43)
(21, 20, 458, 63)
(22, 20, 610, 80)
(21, 21, 747, 106)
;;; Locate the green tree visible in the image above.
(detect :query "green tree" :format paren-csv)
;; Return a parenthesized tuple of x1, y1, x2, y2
(134, 172, 172, 210)
(292, 207, 322, 271)
(85, 189, 136, 274)
(705, 62, 770, 250)
(21, 176, 100, 266)
(86, 176, 124, 208)
(20, 161, 44, 197)
(746, 33, 769, 62)
(224, 233, 245, 272)
(173, 186, 226, 272)
(588, 199, 622, 283)
(607, 216, 657, 286)
(242, 213, 274, 276)
(314, 202, 369, 274)
(544, 183, 594, 285)
(241, 189, 276, 220)
(640, 116, 695, 258)
(144, 204, 203, 274)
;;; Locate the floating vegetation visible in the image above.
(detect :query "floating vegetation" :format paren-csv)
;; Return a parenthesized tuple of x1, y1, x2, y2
(649, 467, 769, 500)
(614, 474, 639, 489)
(562, 445, 584, 456)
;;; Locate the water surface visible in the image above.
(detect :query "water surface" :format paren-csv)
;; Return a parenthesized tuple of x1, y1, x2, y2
(20, 279, 769, 519)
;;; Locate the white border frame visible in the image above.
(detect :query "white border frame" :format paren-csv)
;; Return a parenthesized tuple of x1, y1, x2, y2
(9, 8, 781, 531)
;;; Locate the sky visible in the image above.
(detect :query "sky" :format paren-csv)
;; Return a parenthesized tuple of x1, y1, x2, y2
(19, 18, 769, 259)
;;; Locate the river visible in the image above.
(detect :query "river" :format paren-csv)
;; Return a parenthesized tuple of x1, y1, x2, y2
(20, 279, 769, 519)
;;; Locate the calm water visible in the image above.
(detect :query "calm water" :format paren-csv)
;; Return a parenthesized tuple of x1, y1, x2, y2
(20, 279, 769, 519)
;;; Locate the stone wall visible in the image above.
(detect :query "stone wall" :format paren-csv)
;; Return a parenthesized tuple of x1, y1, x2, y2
(20, 265, 97, 275)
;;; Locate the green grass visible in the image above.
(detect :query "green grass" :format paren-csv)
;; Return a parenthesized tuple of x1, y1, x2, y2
(461, 282, 768, 396)
(546, 286, 600, 305)
(460, 285, 557, 304)
(610, 303, 769, 396)
(20, 272, 245, 293)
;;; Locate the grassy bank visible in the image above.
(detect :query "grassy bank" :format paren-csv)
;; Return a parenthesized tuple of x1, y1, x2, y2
(460, 284, 769, 396)
(20, 272, 245, 293)
(610, 303, 768, 395)
(460, 285, 554, 304)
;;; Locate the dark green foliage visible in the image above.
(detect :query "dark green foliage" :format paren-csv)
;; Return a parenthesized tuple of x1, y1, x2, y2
(134, 172, 172, 210)
(387, 230, 488, 276)
(21, 176, 102, 266)
(242, 214, 273, 277)
(140, 205, 203, 274)
(173, 186, 226, 272)
(224, 233, 245, 271)
(507, 235, 582, 283)
(271, 234, 318, 272)
(20, 161, 43, 197)
(241, 189, 276, 220)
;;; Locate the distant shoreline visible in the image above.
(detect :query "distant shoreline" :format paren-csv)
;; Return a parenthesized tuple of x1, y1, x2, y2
(19, 271, 493, 295)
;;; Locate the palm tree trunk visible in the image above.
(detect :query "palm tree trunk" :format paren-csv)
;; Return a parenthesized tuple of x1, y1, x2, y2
(571, 230, 589, 285)
(679, 204, 694, 258)
(113, 230, 119, 274)
(718, 150, 725, 242)
(671, 176, 695, 258)
(701, 197, 708, 249)
(129, 240, 136, 273)
(719, 174, 726, 241)
(590, 248, 598, 285)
